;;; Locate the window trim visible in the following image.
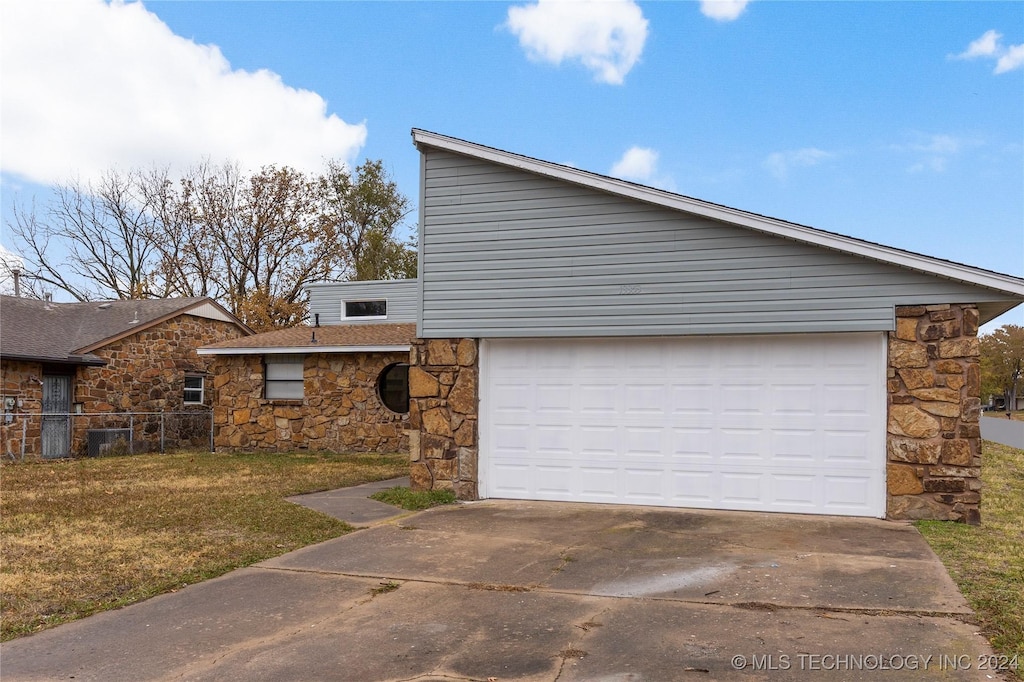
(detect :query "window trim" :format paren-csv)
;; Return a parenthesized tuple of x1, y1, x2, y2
(264, 354, 305, 400)
(183, 375, 205, 405)
(342, 298, 388, 320)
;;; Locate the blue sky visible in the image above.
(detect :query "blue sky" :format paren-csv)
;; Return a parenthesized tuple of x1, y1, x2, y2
(1, 0, 1022, 328)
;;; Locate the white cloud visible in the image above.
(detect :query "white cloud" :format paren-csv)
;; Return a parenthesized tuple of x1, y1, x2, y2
(893, 133, 981, 173)
(611, 146, 658, 180)
(609, 145, 675, 190)
(700, 0, 750, 22)
(908, 134, 962, 156)
(0, 0, 367, 186)
(505, 0, 648, 85)
(954, 29, 1002, 59)
(763, 148, 833, 180)
(950, 29, 1024, 74)
(995, 43, 1024, 74)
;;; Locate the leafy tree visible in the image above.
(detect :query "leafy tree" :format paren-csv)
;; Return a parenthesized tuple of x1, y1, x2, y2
(980, 325, 1024, 410)
(354, 228, 418, 281)
(5, 159, 416, 331)
(318, 159, 413, 279)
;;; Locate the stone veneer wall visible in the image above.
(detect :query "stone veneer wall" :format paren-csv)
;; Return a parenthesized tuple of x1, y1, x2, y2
(408, 338, 478, 499)
(1, 315, 246, 459)
(0, 359, 45, 459)
(887, 304, 981, 524)
(72, 315, 248, 454)
(211, 351, 409, 453)
(77, 315, 246, 413)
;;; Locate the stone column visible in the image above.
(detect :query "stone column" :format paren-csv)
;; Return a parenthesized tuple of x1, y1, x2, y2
(408, 338, 479, 499)
(887, 304, 981, 524)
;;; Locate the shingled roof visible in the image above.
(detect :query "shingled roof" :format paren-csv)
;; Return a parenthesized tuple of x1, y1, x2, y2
(198, 323, 416, 355)
(0, 296, 249, 365)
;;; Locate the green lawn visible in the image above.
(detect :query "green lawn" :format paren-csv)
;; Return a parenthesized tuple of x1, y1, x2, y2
(917, 441, 1024, 677)
(0, 450, 407, 641)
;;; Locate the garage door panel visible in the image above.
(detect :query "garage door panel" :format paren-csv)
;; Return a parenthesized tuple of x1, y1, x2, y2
(535, 465, 572, 495)
(822, 430, 873, 462)
(720, 473, 764, 504)
(769, 384, 817, 414)
(482, 334, 885, 517)
(670, 470, 716, 503)
(670, 427, 714, 457)
(580, 384, 617, 412)
(823, 384, 873, 414)
(770, 430, 818, 460)
(720, 428, 765, 459)
(579, 425, 618, 455)
(490, 463, 530, 495)
(623, 468, 665, 500)
(535, 425, 572, 455)
(670, 384, 714, 414)
(623, 427, 663, 455)
(822, 475, 874, 511)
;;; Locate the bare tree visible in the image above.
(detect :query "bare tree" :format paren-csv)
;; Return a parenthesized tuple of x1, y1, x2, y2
(7, 171, 163, 300)
(5, 159, 416, 329)
(142, 162, 234, 301)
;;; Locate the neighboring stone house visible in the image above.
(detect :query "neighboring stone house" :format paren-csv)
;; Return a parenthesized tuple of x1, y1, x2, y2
(0, 296, 251, 459)
(199, 280, 418, 454)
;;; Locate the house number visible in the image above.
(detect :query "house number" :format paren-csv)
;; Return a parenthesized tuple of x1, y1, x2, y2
(619, 285, 642, 295)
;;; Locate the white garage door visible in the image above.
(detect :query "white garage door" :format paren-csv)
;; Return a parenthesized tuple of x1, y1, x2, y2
(481, 334, 886, 517)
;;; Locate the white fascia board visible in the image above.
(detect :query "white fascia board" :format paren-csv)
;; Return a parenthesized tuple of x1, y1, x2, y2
(412, 129, 1024, 297)
(197, 345, 411, 356)
(304, 279, 416, 289)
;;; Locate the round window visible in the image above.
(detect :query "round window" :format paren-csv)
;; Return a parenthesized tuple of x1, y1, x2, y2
(377, 363, 410, 414)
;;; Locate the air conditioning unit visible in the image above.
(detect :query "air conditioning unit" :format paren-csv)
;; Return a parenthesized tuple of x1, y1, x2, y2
(87, 428, 132, 457)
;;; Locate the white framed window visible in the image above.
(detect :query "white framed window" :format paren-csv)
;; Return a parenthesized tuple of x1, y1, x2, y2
(184, 375, 205, 405)
(265, 355, 305, 400)
(342, 299, 387, 320)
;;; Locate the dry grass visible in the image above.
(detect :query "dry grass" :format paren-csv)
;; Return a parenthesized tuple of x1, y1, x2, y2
(917, 441, 1024, 677)
(0, 450, 407, 641)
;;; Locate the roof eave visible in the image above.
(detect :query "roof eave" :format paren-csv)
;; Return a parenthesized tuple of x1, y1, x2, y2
(0, 352, 108, 367)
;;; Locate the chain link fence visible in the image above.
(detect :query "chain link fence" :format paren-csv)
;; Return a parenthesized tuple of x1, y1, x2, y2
(2, 410, 214, 461)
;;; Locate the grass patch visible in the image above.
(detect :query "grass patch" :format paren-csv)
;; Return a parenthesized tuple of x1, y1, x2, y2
(917, 441, 1024, 676)
(0, 450, 407, 641)
(467, 582, 532, 592)
(370, 580, 401, 595)
(369, 486, 456, 511)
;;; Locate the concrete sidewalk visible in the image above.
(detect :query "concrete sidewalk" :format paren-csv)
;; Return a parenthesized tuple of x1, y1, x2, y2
(0, 501, 999, 681)
(286, 476, 410, 525)
(981, 415, 1024, 449)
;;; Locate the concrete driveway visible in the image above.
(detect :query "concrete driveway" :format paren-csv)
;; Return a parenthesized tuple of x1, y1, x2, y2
(1, 501, 1000, 681)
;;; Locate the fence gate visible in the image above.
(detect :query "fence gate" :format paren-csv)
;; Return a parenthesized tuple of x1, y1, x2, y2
(41, 375, 71, 459)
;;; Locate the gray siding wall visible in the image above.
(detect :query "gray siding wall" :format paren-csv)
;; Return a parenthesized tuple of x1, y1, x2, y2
(306, 280, 417, 325)
(419, 149, 1014, 338)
